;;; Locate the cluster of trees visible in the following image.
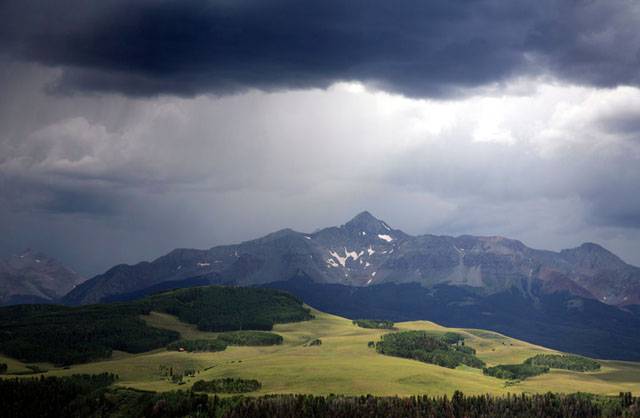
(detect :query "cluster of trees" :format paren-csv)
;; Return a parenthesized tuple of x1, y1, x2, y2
(485, 354, 601, 381)
(191, 378, 262, 393)
(524, 354, 601, 372)
(0, 373, 118, 418)
(483, 363, 550, 380)
(0, 303, 178, 365)
(0, 286, 310, 365)
(166, 339, 227, 352)
(144, 286, 313, 332)
(4, 376, 639, 418)
(158, 364, 198, 385)
(166, 331, 283, 353)
(223, 392, 640, 418)
(0, 362, 6, 373)
(440, 332, 465, 345)
(217, 331, 283, 346)
(374, 331, 485, 369)
(352, 319, 395, 329)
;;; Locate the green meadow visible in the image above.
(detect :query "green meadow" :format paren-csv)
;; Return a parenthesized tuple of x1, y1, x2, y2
(2, 306, 640, 396)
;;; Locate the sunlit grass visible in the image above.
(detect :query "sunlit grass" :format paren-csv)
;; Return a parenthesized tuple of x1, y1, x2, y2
(2, 306, 639, 396)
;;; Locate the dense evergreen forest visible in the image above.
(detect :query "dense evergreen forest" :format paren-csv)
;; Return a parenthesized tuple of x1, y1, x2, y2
(143, 287, 313, 332)
(166, 339, 227, 352)
(0, 286, 311, 365)
(485, 354, 601, 380)
(0, 303, 178, 365)
(166, 331, 283, 353)
(352, 319, 395, 329)
(374, 330, 485, 369)
(524, 354, 601, 371)
(483, 363, 550, 380)
(216, 331, 283, 346)
(1, 374, 639, 417)
(191, 378, 262, 393)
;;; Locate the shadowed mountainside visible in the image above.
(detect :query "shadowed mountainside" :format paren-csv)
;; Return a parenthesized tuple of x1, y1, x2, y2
(63, 212, 640, 307)
(0, 249, 84, 305)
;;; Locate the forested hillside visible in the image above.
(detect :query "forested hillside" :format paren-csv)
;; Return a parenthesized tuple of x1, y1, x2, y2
(0, 286, 311, 365)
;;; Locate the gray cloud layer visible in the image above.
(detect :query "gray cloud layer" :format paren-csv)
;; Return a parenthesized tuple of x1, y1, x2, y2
(1, 2, 640, 276)
(1, 0, 639, 97)
(1, 60, 640, 274)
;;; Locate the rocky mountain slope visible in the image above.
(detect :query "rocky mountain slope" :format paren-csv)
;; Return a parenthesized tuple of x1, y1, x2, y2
(63, 211, 640, 306)
(0, 249, 85, 305)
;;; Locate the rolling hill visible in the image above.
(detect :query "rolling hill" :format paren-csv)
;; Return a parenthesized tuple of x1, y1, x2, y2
(266, 273, 640, 361)
(0, 286, 311, 365)
(56, 212, 640, 361)
(1, 289, 640, 397)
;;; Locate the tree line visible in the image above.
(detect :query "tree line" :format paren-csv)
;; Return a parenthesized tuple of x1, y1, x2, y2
(353, 319, 395, 329)
(166, 331, 283, 353)
(1, 374, 640, 417)
(0, 286, 311, 365)
(524, 354, 601, 372)
(166, 339, 227, 353)
(192, 378, 262, 394)
(485, 354, 602, 380)
(374, 330, 485, 369)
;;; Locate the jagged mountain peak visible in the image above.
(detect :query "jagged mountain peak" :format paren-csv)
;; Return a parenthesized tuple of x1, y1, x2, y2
(8, 249, 62, 269)
(62, 213, 640, 308)
(560, 242, 625, 270)
(577, 242, 614, 253)
(0, 250, 85, 305)
(342, 211, 395, 235)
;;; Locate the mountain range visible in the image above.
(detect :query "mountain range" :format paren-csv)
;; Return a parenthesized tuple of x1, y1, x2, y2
(5, 212, 640, 359)
(0, 249, 84, 305)
(63, 211, 640, 307)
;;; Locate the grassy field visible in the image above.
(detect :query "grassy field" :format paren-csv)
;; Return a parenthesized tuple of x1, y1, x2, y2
(2, 306, 640, 396)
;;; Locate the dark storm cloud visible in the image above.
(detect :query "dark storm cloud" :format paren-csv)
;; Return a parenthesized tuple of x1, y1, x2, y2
(1, 0, 638, 97)
(0, 172, 120, 216)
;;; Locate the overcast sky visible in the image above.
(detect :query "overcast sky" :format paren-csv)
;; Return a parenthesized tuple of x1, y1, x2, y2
(1, 0, 640, 276)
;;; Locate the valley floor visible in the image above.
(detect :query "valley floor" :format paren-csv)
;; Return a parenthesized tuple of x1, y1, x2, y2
(2, 307, 640, 396)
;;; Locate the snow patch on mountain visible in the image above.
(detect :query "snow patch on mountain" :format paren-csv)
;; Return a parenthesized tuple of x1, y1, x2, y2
(329, 251, 348, 267)
(330, 248, 366, 267)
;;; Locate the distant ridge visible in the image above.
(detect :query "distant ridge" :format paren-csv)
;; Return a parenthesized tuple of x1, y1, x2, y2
(0, 249, 85, 305)
(63, 211, 640, 307)
(23, 211, 638, 360)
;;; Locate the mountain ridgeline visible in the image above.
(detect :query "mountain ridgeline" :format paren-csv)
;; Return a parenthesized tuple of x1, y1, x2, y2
(0, 249, 85, 306)
(13, 211, 640, 361)
(64, 211, 640, 307)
